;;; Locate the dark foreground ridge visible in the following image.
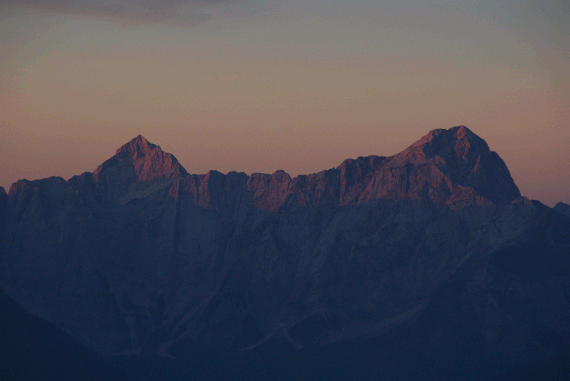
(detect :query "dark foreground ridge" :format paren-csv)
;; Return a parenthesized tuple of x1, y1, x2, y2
(1, 126, 569, 381)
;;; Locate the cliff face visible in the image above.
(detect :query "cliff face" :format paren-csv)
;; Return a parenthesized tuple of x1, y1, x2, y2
(0, 126, 568, 380)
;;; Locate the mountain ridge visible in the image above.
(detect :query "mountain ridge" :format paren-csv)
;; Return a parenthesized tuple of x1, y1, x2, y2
(1, 125, 568, 381)
(57, 125, 522, 211)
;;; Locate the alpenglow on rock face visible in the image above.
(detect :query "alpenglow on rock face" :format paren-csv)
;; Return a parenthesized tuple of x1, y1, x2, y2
(0, 126, 569, 381)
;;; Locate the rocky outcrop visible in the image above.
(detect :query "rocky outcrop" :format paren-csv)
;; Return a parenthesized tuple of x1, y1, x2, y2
(0, 126, 568, 381)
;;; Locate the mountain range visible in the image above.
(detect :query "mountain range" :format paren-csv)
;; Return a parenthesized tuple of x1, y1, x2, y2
(1, 126, 569, 380)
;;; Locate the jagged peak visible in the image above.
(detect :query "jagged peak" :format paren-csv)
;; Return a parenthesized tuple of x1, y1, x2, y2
(426, 125, 474, 138)
(452, 124, 473, 136)
(376, 126, 521, 206)
(406, 125, 488, 159)
(116, 135, 158, 158)
(93, 136, 187, 194)
(337, 155, 386, 171)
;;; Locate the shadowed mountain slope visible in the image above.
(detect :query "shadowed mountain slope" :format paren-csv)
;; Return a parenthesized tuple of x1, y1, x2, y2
(554, 202, 570, 219)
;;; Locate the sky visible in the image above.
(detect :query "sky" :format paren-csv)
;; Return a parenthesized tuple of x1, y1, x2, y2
(1, 0, 569, 206)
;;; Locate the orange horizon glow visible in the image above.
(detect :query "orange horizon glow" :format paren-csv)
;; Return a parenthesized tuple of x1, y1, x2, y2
(1, 1, 569, 206)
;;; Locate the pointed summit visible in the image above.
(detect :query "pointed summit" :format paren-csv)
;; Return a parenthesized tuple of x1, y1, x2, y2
(93, 136, 187, 200)
(403, 125, 487, 162)
(116, 135, 156, 157)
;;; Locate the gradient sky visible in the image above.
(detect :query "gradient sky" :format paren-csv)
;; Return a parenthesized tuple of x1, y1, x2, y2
(1, 0, 569, 206)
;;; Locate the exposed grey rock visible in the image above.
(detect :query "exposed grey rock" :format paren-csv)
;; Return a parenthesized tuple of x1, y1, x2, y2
(0, 126, 568, 381)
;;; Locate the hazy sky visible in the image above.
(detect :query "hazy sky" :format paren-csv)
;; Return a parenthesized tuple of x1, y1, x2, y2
(1, 0, 569, 206)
